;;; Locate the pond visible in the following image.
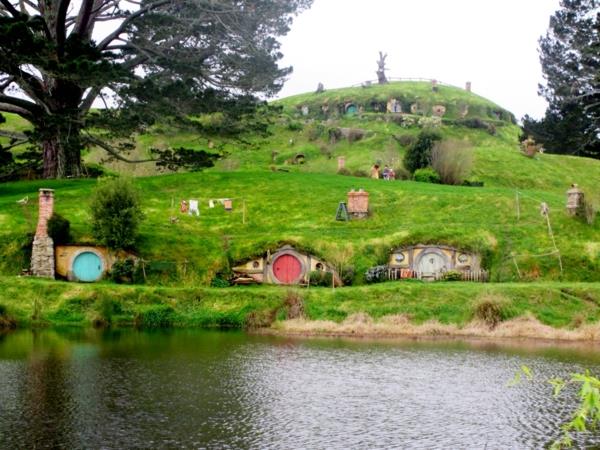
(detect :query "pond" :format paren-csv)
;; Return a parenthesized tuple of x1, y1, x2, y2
(1, 329, 599, 449)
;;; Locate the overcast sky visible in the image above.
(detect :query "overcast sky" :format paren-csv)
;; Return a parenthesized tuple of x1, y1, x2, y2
(276, 0, 561, 119)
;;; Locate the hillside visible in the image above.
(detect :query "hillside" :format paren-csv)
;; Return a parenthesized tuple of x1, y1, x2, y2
(0, 81, 599, 286)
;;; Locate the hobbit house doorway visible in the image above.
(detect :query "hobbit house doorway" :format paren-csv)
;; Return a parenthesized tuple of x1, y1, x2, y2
(272, 254, 303, 284)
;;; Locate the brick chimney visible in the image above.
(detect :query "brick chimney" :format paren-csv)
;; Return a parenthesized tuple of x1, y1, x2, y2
(347, 189, 369, 219)
(465, 81, 472, 92)
(338, 156, 345, 170)
(566, 184, 584, 216)
(35, 188, 54, 238)
(31, 188, 55, 278)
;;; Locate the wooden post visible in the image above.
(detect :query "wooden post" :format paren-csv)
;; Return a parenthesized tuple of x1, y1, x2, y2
(544, 213, 563, 275)
(242, 200, 246, 225)
(512, 255, 522, 279)
(515, 191, 520, 221)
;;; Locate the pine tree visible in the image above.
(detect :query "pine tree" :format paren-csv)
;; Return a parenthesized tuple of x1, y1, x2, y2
(523, 0, 600, 158)
(0, 0, 312, 178)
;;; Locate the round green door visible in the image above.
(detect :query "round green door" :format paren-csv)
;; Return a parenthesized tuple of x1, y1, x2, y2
(72, 252, 103, 282)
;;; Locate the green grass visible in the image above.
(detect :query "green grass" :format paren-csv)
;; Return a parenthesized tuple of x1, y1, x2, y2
(0, 81, 599, 286)
(1, 276, 600, 330)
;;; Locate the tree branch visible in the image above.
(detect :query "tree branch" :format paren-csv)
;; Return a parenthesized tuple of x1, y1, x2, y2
(0, 129, 28, 140)
(97, 0, 171, 51)
(56, 0, 71, 56)
(0, 102, 34, 120)
(83, 132, 156, 163)
(0, 0, 19, 16)
(73, 0, 94, 37)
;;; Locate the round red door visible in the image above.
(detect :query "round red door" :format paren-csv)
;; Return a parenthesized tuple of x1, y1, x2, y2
(272, 254, 302, 284)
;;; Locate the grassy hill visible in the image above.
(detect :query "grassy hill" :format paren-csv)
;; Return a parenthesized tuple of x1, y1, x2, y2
(0, 81, 599, 287)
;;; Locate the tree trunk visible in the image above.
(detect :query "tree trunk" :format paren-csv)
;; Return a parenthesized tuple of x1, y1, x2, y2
(41, 129, 83, 179)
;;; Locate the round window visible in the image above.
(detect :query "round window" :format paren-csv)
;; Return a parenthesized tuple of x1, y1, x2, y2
(395, 253, 405, 263)
(458, 253, 469, 263)
(252, 260, 260, 269)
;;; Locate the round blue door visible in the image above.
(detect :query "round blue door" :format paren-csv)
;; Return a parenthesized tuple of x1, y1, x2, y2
(73, 252, 103, 282)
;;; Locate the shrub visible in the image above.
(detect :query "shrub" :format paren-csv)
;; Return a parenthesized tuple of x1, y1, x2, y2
(90, 178, 144, 250)
(393, 166, 411, 180)
(462, 179, 485, 187)
(307, 124, 325, 141)
(403, 130, 441, 173)
(340, 266, 355, 285)
(471, 294, 512, 329)
(442, 270, 463, 281)
(417, 116, 442, 129)
(395, 134, 416, 147)
(581, 196, 598, 225)
(287, 121, 303, 131)
(110, 258, 136, 284)
(413, 167, 440, 184)
(365, 265, 389, 283)
(47, 213, 71, 244)
(455, 118, 496, 135)
(352, 169, 369, 178)
(337, 167, 352, 176)
(309, 270, 333, 287)
(430, 140, 473, 185)
(210, 276, 231, 288)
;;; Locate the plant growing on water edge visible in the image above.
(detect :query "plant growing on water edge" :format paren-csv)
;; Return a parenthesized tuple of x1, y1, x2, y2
(511, 366, 600, 449)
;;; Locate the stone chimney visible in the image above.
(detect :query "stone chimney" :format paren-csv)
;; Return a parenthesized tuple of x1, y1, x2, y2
(31, 188, 55, 278)
(347, 189, 369, 219)
(465, 81, 472, 92)
(566, 184, 584, 216)
(338, 156, 345, 171)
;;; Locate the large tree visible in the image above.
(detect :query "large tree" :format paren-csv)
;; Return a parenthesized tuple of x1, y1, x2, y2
(522, 0, 600, 158)
(0, 0, 311, 178)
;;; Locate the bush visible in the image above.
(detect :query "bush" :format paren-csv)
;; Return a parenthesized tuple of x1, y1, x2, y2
(90, 178, 144, 250)
(287, 121, 303, 131)
(430, 140, 473, 185)
(393, 166, 411, 180)
(462, 179, 485, 187)
(455, 118, 496, 135)
(365, 265, 389, 283)
(47, 213, 70, 244)
(352, 169, 369, 177)
(309, 270, 333, 287)
(340, 266, 355, 285)
(442, 270, 463, 281)
(403, 130, 441, 173)
(471, 294, 512, 329)
(395, 134, 416, 147)
(307, 124, 325, 141)
(210, 276, 231, 287)
(413, 167, 440, 184)
(110, 258, 136, 284)
(337, 167, 351, 176)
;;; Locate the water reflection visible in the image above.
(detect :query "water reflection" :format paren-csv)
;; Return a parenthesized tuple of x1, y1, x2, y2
(0, 329, 599, 449)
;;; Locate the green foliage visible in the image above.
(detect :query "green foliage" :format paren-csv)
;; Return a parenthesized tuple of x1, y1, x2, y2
(413, 167, 441, 184)
(471, 294, 512, 328)
(309, 270, 333, 287)
(454, 118, 497, 135)
(47, 213, 70, 245)
(134, 305, 175, 328)
(442, 270, 463, 281)
(90, 178, 144, 250)
(337, 167, 352, 176)
(210, 276, 231, 288)
(526, 0, 600, 159)
(403, 130, 442, 173)
(110, 259, 136, 284)
(365, 265, 389, 284)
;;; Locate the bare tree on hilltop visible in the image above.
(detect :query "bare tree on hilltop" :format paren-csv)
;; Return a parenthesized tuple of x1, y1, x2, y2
(376, 51, 388, 84)
(0, 0, 312, 179)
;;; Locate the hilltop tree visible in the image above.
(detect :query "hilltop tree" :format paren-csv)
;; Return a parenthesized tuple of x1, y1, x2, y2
(0, 0, 312, 179)
(522, 0, 600, 158)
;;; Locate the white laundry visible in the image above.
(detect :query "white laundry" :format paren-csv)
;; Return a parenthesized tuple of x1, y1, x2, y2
(189, 199, 199, 216)
(208, 200, 215, 208)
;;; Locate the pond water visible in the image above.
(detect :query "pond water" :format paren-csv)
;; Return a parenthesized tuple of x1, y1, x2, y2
(1, 329, 600, 449)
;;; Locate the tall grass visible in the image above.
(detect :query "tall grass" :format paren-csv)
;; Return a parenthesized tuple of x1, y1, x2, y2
(430, 139, 473, 185)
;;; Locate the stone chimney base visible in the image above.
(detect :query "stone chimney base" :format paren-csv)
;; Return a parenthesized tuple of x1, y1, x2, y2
(31, 236, 55, 278)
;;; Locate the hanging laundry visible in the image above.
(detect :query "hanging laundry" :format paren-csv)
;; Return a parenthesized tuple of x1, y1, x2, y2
(208, 200, 215, 208)
(180, 200, 188, 213)
(188, 199, 199, 216)
(223, 198, 233, 211)
(217, 198, 225, 205)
